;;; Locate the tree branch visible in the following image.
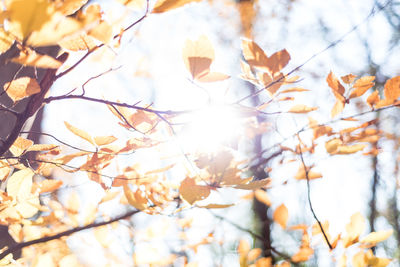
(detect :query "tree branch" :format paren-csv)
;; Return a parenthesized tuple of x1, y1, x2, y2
(0, 209, 140, 260)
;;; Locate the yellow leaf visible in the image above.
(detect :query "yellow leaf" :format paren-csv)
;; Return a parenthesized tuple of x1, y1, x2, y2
(58, 34, 96, 51)
(57, 0, 89, 15)
(337, 144, 366, 154)
(280, 87, 310, 93)
(254, 189, 271, 206)
(255, 257, 272, 267)
(237, 239, 250, 255)
(343, 212, 365, 247)
(7, 0, 53, 39)
(119, 0, 146, 10)
(0, 28, 14, 53)
(64, 121, 95, 145)
(123, 184, 148, 210)
(179, 177, 210, 204)
(152, 0, 202, 13)
(94, 135, 117, 146)
(352, 251, 367, 267)
(10, 136, 34, 156)
(234, 178, 271, 190)
(288, 104, 318, 114)
(367, 90, 380, 107)
(94, 225, 111, 248)
(7, 168, 34, 201)
(331, 99, 345, 118)
(4, 77, 41, 103)
(273, 204, 288, 229)
(99, 190, 120, 204)
(325, 138, 342, 154)
(89, 21, 113, 44)
(197, 203, 234, 209)
(26, 143, 58, 152)
(360, 229, 393, 244)
(247, 248, 262, 262)
(383, 76, 400, 102)
(12, 48, 62, 69)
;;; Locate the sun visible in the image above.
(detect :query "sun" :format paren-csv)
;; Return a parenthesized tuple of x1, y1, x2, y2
(177, 104, 244, 153)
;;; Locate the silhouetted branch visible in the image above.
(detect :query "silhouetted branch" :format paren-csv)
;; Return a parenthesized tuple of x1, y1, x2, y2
(0, 209, 141, 260)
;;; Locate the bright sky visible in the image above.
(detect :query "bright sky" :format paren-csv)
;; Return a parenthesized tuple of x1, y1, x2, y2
(40, 0, 399, 265)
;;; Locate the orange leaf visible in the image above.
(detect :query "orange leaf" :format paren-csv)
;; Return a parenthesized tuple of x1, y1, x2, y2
(383, 76, 400, 102)
(197, 203, 234, 209)
(349, 76, 375, 99)
(265, 49, 290, 75)
(64, 121, 94, 145)
(341, 74, 357, 84)
(327, 71, 345, 102)
(123, 185, 148, 210)
(234, 178, 271, 190)
(4, 77, 40, 102)
(254, 189, 271, 206)
(241, 39, 269, 69)
(58, 34, 96, 51)
(152, 0, 201, 13)
(273, 204, 288, 229)
(94, 136, 117, 146)
(179, 177, 211, 204)
(331, 99, 345, 118)
(367, 90, 380, 107)
(291, 247, 314, 262)
(35, 179, 63, 193)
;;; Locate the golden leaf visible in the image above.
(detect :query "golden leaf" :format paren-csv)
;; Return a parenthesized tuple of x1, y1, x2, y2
(12, 48, 62, 69)
(241, 39, 269, 70)
(383, 76, 400, 102)
(89, 21, 113, 44)
(273, 204, 288, 229)
(7, 0, 53, 39)
(26, 144, 59, 152)
(237, 239, 250, 255)
(288, 104, 318, 114)
(367, 90, 380, 107)
(234, 178, 271, 190)
(337, 144, 366, 154)
(349, 76, 375, 99)
(118, 0, 146, 10)
(360, 229, 393, 244)
(35, 179, 63, 193)
(343, 212, 365, 248)
(0, 28, 14, 53)
(123, 184, 148, 210)
(152, 0, 202, 13)
(325, 138, 342, 154)
(280, 87, 310, 93)
(327, 71, 345, 102)
(59, 34, 96, 51)
(57, 0, 89, 15)
(291, 247, 314, 263)
(247, 248, 262, 262)
(197, 203, 234, 209)
(179, 177, 211, 204)
(4, 77, 41, 103)
(254, 189, 271, 206)
(94, 136, 117, 146)
(331, 99, 345, 118)
(64, 121, 95, 145)
(10, 136, 34, 156)
(266, 49, 291, 75)
(294, 166, 322, 180)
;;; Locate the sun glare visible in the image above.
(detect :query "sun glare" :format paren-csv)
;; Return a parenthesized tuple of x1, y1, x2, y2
(178, 104, 243, 153)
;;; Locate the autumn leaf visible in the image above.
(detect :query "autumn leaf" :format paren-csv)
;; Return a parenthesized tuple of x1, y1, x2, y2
(343, 212, 365, 247)
(336, 144, 366, 154)
(197, 203, 234, 209)
(294, 166, 322, 180)
(288, 104, 318, 114)
(291, 247, 314, 263)
(349, 76, 375, 99)
(179, 177, 211, 204)
(341, 73, 357, 84)
(64, 121, 95, 145)
(234, 178, 271, 190)
(7, 0, 53, 39)
(383, 76, 400, 102)
(59, 34, 96, 51)
(182, 35, 229, 82)
(10, 137, 34, 156)
(94, 136, 117, 146)
(153, 0, 202, 13)
(327, 71, 346, 117)
(4, 77, 41, 103)
(0, 28, 15, 54)
(360, 229, 393, 244)
(12, 48, 62, 69)
(254, 189, 271, 206)
(266, 49, 291, 75)
(33, 179, 63, 194)
(273, 204, 288, 229)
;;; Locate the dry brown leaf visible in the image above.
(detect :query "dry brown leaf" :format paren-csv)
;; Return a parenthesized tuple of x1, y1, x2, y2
(341, 73, 357, 84)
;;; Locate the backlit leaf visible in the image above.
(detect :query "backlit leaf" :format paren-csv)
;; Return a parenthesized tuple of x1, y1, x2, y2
(273, 204, 288, 229)
(94, 136, 117, 146)
(343, 212, 365, 247)
(123, 185, 148, 210)
(197, 203, 234, 209)
(337, 144, 366, 154)
(0, 28, 14, 53)
(153, 0, 202, 13)
(34, 179, 63, 193)
(10, 136, 34, 156)
(383, 76, 400, 102)
(241, 39, 269, 69)
(349, 76, 375, 99)
(367, 90, 380, 107)
(254, 189, 271, 206)
(4, 77, 41, 103)
(59, 34, 96, 51)
(331, 99, 345, 118)
(12, 48, 62, 69)
(89, 21, 113, 44)
(360, 229, 393, 244)
(288, 104, 318, 114)
(266, 49, 290, 75)
(179, 177, 211, 204)
(341, 74, 357, 84)
(58, 0, 89, 15)
(7, 168, 34, 201)
(64, 121, 95, 145)
(291, 247, 314, 262)
(7, 0, 53, 39)
(327, 71, 345, 102)
(234, 178, 271, 190)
